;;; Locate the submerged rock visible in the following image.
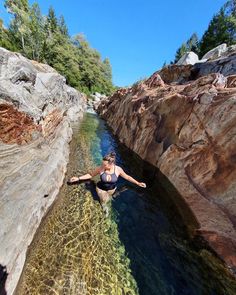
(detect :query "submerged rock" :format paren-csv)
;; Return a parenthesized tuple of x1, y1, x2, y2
(97, 53, 236, 276)
(0, 47, 86, 294)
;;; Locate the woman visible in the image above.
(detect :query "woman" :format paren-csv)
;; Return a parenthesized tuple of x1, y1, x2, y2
(69, 151, 146, 215)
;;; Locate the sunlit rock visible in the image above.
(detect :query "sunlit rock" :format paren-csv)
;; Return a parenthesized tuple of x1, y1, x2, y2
(0, 47, 86, 294)
(176, 51, 199, 65)
(97, 52, 236, 275)
(202, 43, 227, 60)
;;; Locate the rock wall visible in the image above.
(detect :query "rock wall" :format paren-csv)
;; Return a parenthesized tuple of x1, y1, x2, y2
(97, 54, 236, 275)
(0, 47, 86, 294)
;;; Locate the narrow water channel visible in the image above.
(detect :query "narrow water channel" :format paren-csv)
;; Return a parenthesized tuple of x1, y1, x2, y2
(15, 111, 236, 295)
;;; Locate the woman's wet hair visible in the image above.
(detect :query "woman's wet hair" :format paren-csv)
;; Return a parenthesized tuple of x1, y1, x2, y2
(103, 151, 116, 164)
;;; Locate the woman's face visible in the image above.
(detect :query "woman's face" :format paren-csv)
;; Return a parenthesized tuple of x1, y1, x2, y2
(102, 160, 112, 169)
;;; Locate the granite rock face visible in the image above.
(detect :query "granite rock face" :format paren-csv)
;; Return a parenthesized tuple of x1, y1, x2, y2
(176, 51, 199, 65)
(97, 55, 236, 274)
(0, 47, 86, 294)
(202, 43, 228, 61)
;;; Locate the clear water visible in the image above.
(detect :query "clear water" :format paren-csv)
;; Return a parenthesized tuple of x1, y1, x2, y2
(15, 112, 236, 295)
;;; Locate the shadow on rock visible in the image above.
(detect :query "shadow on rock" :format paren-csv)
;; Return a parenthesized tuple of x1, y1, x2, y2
(0, 264, 8, 295)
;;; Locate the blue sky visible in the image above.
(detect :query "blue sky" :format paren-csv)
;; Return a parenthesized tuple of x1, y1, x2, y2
(0, 0, 226, 86)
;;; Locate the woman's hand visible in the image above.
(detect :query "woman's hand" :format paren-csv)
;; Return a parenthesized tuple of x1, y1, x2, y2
(138, 182, 146, 188)
(70, 176, 80, 182)
(119, 167, 147, 188)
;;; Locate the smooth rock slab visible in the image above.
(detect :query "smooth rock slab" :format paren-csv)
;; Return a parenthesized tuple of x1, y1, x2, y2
(0, 47, 86, 294)
(176, 51, 199, 65)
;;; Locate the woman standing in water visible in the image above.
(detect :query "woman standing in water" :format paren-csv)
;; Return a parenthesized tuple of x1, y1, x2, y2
(69, 151, 146, 216)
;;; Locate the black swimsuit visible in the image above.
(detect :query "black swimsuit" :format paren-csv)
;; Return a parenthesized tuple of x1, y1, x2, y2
(96, 165, 118, 191)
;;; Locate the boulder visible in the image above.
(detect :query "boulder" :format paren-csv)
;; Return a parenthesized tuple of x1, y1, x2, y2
(90, 92, 107, 102)
(88, 92, 107, 111)
(176, 51, 199, 65)
(202, 43, 227, 61)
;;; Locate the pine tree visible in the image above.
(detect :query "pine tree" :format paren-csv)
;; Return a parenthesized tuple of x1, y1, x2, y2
(28, 3, 45, 60)
(2, 2, 115, 95)
(174, 43, 187, 63)
(58, 15, 68, 36)
(103, 58, 112, 81)
(173, 33, 200, 64)
(186, 33, 199, 54)
(199, 1, 236, 57)
(5, 0, 29, 12)
(0, 18, 16, 50)
(46, 6, 58, 35)
(4, 0, 30, 53)
(224, 0, 236, 17)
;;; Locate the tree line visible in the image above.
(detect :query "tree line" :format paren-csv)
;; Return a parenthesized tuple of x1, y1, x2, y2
(0, 0, 115, 95)
(172, 0, 236, 64)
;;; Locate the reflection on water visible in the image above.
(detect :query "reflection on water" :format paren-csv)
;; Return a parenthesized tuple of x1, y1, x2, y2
(15, 112, 236, 295)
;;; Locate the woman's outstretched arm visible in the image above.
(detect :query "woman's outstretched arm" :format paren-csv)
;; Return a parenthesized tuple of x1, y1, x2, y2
(70, 166, 101, 182)
(118, 167, 146, 188)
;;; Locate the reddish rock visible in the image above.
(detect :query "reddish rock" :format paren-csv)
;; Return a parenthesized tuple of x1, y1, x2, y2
(0, 104, 65, 145)
(227, 75, 236, 88)
(144, 72, 165, 88)
(41, 109, 64, 138)
(97, 66, 236, 274)
(0, 103, 41, 145)
(158, 64, 192, 84)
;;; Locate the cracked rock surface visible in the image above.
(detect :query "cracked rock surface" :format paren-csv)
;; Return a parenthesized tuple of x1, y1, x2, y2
(97, 56, 236, 275)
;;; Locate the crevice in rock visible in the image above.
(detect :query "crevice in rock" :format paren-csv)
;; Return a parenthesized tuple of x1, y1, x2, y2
(0, 264, 7, 295)
(176, 98, 198, 137)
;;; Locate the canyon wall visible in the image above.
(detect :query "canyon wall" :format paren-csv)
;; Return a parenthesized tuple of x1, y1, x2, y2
(97, 49, 236, 275)
(0, 47, 86, 294)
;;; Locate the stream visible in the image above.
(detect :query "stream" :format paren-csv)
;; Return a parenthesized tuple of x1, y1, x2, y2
(15, 111, 236, 295)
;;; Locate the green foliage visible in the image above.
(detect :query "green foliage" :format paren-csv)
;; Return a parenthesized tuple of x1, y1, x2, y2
(28, 3, 45, 60)
(4, 0, 30, 53)
(2, 0, 115, 95)
(5, 0, 29, 12)
(58, 15, 68, 37)
(46, 6, 58, 34)
(0, 18, 17, 51)
(199, 0, 236, 57)
(171, 0, 236, 63)
(186, 33, 199, 54)
(103, 58, 112, 81)
(174, 33, 199, 63)
(174, 42, 187, 63)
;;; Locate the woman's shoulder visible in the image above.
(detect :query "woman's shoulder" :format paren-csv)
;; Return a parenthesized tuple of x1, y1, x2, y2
(115, 165, 123, 174)
(115, 165, 123, 170)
